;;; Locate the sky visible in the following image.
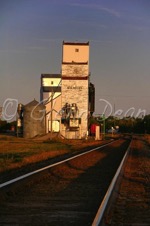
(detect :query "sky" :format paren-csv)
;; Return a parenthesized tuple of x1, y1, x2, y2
(0, 0, 150, 120)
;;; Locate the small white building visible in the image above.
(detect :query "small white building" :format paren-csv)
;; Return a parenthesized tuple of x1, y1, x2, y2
(40, 74, 61, 133)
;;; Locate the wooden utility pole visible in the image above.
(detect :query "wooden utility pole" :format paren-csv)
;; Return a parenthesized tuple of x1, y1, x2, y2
(50, 91, 53, 140)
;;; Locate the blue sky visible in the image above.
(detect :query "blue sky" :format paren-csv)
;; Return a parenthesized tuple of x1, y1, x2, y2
(0, 0, 150, 119)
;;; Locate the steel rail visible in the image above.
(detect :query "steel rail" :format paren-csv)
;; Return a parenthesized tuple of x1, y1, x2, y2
(0, 140, 117, 189)
(92, 139, 132, 226)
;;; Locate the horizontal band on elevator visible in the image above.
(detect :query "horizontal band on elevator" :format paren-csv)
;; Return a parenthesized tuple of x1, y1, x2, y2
(62, 76, 88, 80)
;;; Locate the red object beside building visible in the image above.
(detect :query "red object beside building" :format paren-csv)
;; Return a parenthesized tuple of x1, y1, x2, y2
(90, 124, 97, 136)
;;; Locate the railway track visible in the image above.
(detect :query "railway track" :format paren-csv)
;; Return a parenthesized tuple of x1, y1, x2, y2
(0, 137, 131, 226)
(100, 135, 150, 226)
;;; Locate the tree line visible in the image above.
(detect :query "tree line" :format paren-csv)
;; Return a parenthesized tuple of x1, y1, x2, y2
(90, 114, 150, 134)
(1, 114, 150, 134)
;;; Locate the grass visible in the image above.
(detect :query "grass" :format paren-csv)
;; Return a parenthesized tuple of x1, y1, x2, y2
(145, 134, 150, 146)
(0, 134, 105, 174)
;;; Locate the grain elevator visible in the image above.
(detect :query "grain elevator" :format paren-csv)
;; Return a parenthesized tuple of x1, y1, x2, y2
(40, 41, 95, 139)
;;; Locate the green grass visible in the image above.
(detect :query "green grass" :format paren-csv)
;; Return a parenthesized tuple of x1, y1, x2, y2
(0, 134, 106, 174)
(0, 151, 34, 163)
(0, 137, 74, 173)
